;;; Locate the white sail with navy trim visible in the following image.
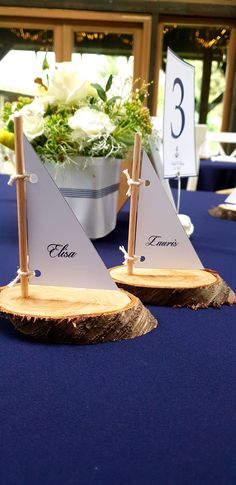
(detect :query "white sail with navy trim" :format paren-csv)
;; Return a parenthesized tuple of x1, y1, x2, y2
(135, 152, 203, 269)
(23, 136, 117, 290)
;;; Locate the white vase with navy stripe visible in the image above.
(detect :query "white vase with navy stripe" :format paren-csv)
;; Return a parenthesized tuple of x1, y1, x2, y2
(45, 157, 121, 239)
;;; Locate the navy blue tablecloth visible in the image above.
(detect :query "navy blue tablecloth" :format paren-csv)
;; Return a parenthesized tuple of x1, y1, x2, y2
(0, 175, 236, 485)
(197, 159, 236, 192)
(170, 158, 236, 192)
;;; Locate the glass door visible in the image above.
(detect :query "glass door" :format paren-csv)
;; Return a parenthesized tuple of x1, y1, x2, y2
(60, 20, 150, 88)
(72, 29, 134, 84)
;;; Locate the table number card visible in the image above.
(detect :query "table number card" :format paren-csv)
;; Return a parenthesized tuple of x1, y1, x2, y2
(163, 48, 197, 179)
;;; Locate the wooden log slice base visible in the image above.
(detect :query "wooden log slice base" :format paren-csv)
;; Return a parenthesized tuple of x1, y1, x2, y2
(209, 203, 236, 221)
(0, 285, 157, 344)
(109, 266, 236, 309)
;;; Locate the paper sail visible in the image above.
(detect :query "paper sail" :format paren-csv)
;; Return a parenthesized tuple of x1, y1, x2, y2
(225, 187, 236, 205)
(23, 137, 117, 290)
(134, 152, 203, 269)
(148, 131, 176, 209)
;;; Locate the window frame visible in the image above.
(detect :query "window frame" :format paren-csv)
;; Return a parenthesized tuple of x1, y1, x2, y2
(0, 7, 152, 83)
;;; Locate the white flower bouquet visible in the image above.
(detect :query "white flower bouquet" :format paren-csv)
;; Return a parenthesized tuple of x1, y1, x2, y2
(0, 62, 152, 164)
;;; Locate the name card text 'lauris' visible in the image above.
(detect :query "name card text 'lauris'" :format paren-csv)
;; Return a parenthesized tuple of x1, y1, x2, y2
(47, 244, 77, 258)
(145, 236, 179, 247)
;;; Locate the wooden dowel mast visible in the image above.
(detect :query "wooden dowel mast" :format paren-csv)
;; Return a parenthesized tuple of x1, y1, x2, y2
(14, 116, 29, 298)
(127, 133, 142, 275)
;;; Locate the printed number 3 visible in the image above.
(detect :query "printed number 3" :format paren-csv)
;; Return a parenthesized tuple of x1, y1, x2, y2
(171, 77, 185, 139)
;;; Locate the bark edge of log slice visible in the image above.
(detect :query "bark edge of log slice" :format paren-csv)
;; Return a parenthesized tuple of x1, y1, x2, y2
(209, 204, 236, 221)
(109, 267, 236, 309)
(0, 285, 157, 344)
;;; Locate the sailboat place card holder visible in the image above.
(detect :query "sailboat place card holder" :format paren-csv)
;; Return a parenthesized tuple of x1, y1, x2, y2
(209, 187, 236, 221)
(109, 134, 235, 309)
(0, 117, 157, 344)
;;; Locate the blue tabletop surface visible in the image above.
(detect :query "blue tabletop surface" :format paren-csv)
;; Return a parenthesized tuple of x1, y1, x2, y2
(197, 158, 236, 192)
(0, 175, 236, 485)
(170, 158, 236, 192)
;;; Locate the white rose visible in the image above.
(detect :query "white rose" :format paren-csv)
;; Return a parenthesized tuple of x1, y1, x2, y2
(68, 107, 115, 138)
(47, 63, 97, 105)
(66, 80, 98, 104)
(19, 99, 45, 117)
(13, 100, 45, 141)
(22, 113, 45, 141)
